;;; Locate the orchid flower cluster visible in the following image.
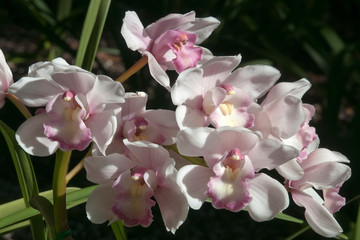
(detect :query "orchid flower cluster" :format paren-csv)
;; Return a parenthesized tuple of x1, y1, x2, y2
(0, 10, 351, 239)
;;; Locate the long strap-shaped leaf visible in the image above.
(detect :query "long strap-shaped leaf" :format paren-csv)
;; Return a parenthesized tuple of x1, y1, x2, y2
(0, 120, 45, 240)
(0, 186, 96, 234)
(75, 0, 111, 71)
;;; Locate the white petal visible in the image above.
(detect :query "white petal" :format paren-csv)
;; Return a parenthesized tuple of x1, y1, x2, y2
(226, 65, 280, 99)
(176, 165, 213, 209)
(292, 189, 343, 237)
(176, 127, 214, 157)
(175, 105, 208, 129)
(247, 173, 289, 221)
(15, 113, 58, 156)
(154, 181, 189, 233)
(120, 11, 151, 52)
(86, 110, 117, 155)
(276, 159, 304, 181)
(247, 138, 299, 171)
(86, 183, 117, 224)
(8, 77, 63, 107)
(143, 51, 171, 90)
(301, 148, 350, 170)
(84, 153, 136, 184)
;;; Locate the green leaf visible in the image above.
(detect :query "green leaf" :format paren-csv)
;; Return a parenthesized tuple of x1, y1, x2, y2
(320, 26, 345, 55)
(274, 213, 304, 224)
(0, 186, 96, 232)
(111, 221, 127, 240)
(284, 225, 311, 240)
(0, 120, 45, 239)
(30, 196, 56, 240)
(75, 0, 111, 71)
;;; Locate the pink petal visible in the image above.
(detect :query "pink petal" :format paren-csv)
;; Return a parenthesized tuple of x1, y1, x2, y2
(154, 181, 189, 233)
(290, 162, 351, 190)
(84, 153, 137, 184)
(86, 182, 118, 224)
(276, 159, 304, 181)
(247, 173, 289, 221)
(15, 113, 59, 156)
(186, 16, 220, 44)
(121, 92, 148, 119)
(8, 77, 63, 107)
(121, 11, 151, 52)
(171, 67, 204, 105)
(301, 148, 350, 170)
(265, 95, 305, 139)
(323, 184, 346, 214)
(51, 71, 96, 95)
(123, 140, 170, 170)
(112, 171, 155, 227)
(175, 105, 208, 129)
(86, 109, 117, 155)
(225, 65, 280, 99)
(143, 51, 171, 91)
(176, 165, 213, 209)
(141, 109, 179, 145)
(145, 12, 195, 40)
(247, 137, 299, 171)
(176, 127, 214, 157)
(86, 75, 125, 112)
(292, 189, 343, 237)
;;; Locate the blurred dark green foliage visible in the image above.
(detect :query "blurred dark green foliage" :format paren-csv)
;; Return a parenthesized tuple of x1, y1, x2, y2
(0, 0, 359, 239)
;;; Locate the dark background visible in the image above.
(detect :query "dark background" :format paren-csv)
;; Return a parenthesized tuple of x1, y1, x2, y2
(0, 0, 359, 239)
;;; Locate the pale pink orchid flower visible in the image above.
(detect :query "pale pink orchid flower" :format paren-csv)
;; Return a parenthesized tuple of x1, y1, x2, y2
(8, 58, 125, 156)
(276, 103, 319, 181)
(0, 49, 13, 109)
(171, 55, 281, 129)
(95, 91, 179, 156)
(287, 148, 351, 237)
(249, 78, 311, 140)
(176, 127, 299, 221)
(121, 11, 220, 90)
(84, 140, 188, 233)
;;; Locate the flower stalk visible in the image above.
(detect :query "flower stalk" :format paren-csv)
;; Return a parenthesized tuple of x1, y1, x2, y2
(115, 56, 148, 83)
(6, 93, 32, 119)
(53, 150, 73, 240)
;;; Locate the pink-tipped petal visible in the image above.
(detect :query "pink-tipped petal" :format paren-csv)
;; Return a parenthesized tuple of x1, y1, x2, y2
(247, 173, 289, 221)
(292, 189, 343, 237)
(15, 113, 59, 156)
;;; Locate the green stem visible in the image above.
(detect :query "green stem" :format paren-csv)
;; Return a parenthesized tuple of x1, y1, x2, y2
(6, 93, 32, 119)
(53, 150, 73, 239)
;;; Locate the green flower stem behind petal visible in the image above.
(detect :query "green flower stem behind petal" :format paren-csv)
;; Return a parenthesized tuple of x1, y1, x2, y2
(53, 150, 72, 238)
(111, 221, 127, 240)
(0, 120, 45, 240)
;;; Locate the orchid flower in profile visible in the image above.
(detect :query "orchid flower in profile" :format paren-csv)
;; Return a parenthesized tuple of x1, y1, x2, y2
(84, 140, 188, 233)
(287, 148, 351, 237)
(0, 49, 13, 109)
(171, 55, 281, 129)
(176, 127, 299, 221)
(8, 58, 125, 156)
(121, 11, 220, 90)
(96, 91, 179, 156)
